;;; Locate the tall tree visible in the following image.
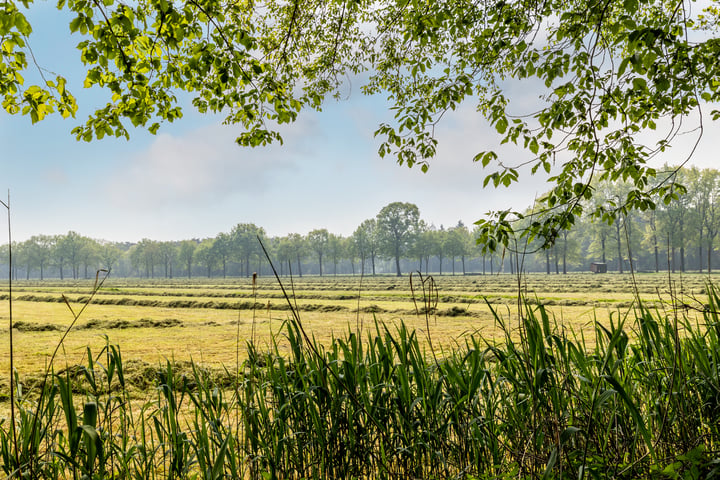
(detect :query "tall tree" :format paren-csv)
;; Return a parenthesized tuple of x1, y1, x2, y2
(376, 202, 420, 277)
(422, 226, 439, 275)
(327, 233, 344, 276)
(307, 229, 330, 276)
(445, 222, 473, 275)
(14, 241, 30, 280)
(98, 242, 123, 273)
(26, 235, 54, 280)
(353, 219, 380, 276)
(432, 227, 447, 275)
(196, 238, 218, 277)
(343, 236, 358, 275)
(408, 221, 431, 274)
(701, 169, 720, 272)
(134, 238, 162, 278)
(231, 223, 265, 277)
(157, 242, 177, 278)
(79, 237, 100, 278)
(687, 167, 707, 271)
(55, 231, 87, 280)
(212, 233, 232, 278)
(178, 240, 197, 279)
(641, 209, 661, 273)
(287, 233, 307, 277)
(657, 168, 690, 272)
(274, 236, 293, 276)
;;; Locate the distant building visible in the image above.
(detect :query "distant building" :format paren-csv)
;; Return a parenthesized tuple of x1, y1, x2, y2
(590, 262, 607, 274)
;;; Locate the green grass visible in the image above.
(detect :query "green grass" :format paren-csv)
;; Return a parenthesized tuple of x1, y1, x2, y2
(2, 275, 720, 478)
(1, 272, 713, 380)
(1, 272, 720, 478)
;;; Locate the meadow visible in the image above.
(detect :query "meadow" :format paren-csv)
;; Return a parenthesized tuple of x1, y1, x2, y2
(1, 272, 707, 381)
(1, 272, 719, 478)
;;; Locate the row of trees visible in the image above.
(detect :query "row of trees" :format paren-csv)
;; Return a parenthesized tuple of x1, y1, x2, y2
(2, 202, 483, 280)
(4, 166, 720, 279)
(520, 166, 720, 275)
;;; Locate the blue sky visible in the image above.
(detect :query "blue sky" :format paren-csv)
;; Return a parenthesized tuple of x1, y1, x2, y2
(1, 6, 717, 243)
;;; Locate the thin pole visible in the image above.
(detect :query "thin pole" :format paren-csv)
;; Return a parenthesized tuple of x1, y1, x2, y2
(1, 191, 19, 472)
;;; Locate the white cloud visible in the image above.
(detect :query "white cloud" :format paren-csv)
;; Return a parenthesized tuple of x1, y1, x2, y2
(105, 120, 322, 208)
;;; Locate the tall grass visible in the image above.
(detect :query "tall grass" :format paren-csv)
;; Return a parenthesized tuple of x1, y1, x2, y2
(3, 286, 720, 478)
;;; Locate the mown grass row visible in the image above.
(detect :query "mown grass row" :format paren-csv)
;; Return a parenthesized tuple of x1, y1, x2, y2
(2, 289, 720, 478)
(4, 271, 712, 300)
(0, 292, 657, 313)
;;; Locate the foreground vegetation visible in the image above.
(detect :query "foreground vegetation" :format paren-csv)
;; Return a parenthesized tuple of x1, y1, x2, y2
(2, 273, 720, 478)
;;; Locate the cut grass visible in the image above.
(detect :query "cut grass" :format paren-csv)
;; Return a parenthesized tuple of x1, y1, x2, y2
(0, 272, 711, 383)
(2, 286, 720, 478)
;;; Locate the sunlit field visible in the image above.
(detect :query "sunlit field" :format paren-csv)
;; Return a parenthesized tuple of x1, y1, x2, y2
(0, 271, 711, 381)
(2, 272, 720, 478)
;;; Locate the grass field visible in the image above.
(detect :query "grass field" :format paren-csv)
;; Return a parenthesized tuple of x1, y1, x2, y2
(0, 271, 711, 385)
(2, 271, 720, 478)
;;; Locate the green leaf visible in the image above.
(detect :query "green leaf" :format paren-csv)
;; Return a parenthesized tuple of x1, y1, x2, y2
(618, 57, 630, 76)
(623, 0, 639, 14)
(529, 137, 539, 154)
(495, 117, 508, 134)
(14, 12, 32, 35)
(69, 16, 82, 33)
(602, 374, 655, 458)
(632, 77, 647, 91)
(473, 150, 497, 167)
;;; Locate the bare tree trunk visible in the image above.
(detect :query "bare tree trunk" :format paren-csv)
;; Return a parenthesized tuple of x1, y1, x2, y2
(615, 221, 623, 273)
(394, 245, 401, 276)
(680, 245, 686, 272)
(699, 245, 703, 273)
(671, 246, 676, 273)
(709, 242, 714, 273)
(546, 250, 550, 275)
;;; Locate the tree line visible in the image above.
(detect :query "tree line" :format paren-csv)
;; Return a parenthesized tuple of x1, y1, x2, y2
(3, 166, 720, 279)
(520, 166, 720, 275)
(1, 201, 487, 280)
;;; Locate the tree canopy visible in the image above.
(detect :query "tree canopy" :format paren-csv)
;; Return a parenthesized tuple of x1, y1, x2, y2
(377, 202, 420, 276)
(4, 0, 719, 247)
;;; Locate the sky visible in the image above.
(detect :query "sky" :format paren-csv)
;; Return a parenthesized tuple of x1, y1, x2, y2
(1, 6, 717, 244)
